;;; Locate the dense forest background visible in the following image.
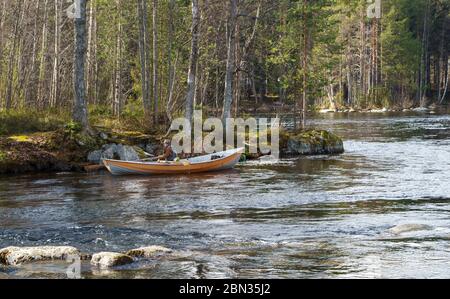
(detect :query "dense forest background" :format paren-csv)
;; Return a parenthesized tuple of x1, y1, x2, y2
(0, 0, 449, 131)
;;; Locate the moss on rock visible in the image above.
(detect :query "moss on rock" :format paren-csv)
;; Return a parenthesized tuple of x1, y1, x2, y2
(281, 129, 344, 157)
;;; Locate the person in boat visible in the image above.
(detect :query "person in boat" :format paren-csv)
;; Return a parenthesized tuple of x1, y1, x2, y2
(157, 139, 177, 162)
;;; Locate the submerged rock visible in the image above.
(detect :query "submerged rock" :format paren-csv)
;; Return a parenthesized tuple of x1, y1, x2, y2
(90, 252, 134, 268)
(281, 130, 344, 157)
(388, 224, 433, 235)
(319, 109, 337, 113)
(370, 108, 389, 113)
(0, 246, 79, 266)
(126, 246, 173, 258)
(412, 107, 430, 113)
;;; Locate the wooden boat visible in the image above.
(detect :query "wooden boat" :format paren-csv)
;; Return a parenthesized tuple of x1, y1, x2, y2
(103, 148, 244, 176)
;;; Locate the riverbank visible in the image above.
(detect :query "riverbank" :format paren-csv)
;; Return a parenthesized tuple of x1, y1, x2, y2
(317, 105, 446, 114)
(0, 127, 345, 174)
(5, 105, 450, 175)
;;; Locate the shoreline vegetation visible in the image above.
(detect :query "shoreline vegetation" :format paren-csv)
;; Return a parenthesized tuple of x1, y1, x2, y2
(0, 106, 347, 175)
(1, 104, 448, 175)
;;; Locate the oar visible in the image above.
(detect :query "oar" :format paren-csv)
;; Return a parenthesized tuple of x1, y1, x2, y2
(143, 151, 155, 157)
(140, 156, 159, 162)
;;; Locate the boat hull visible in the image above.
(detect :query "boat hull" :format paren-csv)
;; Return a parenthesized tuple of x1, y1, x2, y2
(103, 148, 243, 176)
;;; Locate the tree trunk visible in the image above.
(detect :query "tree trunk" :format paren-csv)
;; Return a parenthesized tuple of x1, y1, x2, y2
(301, 0, 309, 129)
(166, 53, 178, 122)
(50, 0, 61, 108)
(113, 0, 123, 116)
(359, 9, 366, 101)
(73, 0, 90, 131)
(440, 55, 449, 104)
(37, 0, 49, 108)
(185, 0, 200, 122)
(24, 0, 42, 107)
(5, 0, 24, 110)
(222, 0, 238, 121)
(137, 0, 147, 111)
(166, 0, 175, 120)
(0, 0, 6, 102)
(86, 0, 97, 104)
(419, 0, 430, 107)
(152, 0, 159, 124)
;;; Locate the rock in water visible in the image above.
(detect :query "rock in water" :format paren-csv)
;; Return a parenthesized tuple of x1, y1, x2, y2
(0, 246, 79, 266)
(126, 246, 173, 258)
(90, 252, 134, 268)
(412, 107, 429, 113)
(286, 139, 313, 155)
(282, 130, 344, 156)
(117, 145, 140, 161)
(388, 224, 433, 235)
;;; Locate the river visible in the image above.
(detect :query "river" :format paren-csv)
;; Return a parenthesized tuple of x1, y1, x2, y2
(1, 111, 450, 279)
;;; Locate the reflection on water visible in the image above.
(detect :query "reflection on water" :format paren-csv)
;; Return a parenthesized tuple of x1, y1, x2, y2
(1, 111, 450, 279)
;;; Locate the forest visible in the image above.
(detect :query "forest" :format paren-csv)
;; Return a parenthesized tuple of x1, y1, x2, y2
(0, 0, 449, 133)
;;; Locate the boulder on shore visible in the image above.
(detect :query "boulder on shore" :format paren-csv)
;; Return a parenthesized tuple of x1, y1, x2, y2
(0, 246, 79, 266)
(87, 143, 140, 164)
(90, 252, 134, 268)
(126, 246, 173, 258)
(87, 150, 102, 164)
(117, 145, 140, 161)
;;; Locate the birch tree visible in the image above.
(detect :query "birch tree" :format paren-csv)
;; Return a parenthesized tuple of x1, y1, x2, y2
(73, 0, 90, 131)
(185, 0, 200, 122)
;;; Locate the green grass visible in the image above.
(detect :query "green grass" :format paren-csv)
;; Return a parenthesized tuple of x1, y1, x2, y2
(8, 135, 33, 142)
(1, 103, 163, 138)
(0, 109, 70, 136)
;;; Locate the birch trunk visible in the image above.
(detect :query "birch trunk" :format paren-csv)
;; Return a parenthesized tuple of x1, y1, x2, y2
(5, 0, 24, 110)
(50, 0, 61, 108)
(73, 0, 90, 130)
(37, 0, 49, 108)
(113, 0, 122, 116)
(185, 0, 200, 122)
(152, 0, 159, 124)
(222, 0, 238, 121)
(86, 0, 97, 104)
(166, 0, 175, 120)
(0, 0, 6, 101)
(25, 0, 42, 107)
(137, 0, 151, 117)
